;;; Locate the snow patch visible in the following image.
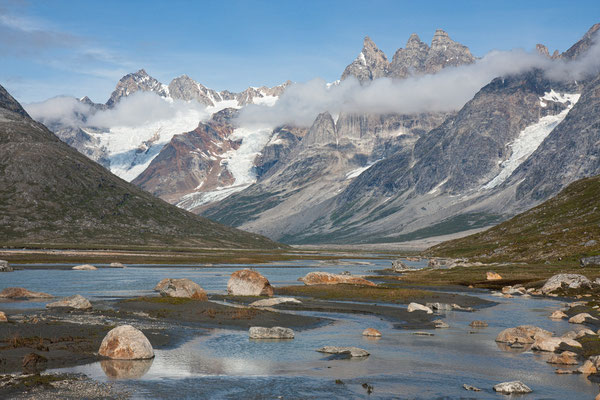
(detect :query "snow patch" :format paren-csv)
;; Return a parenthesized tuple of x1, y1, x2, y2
(345, 160, 381, 180)
(483, 92, 580, 190)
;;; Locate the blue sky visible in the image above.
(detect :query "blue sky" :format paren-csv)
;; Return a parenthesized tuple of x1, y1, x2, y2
(1, 0, 598, 104)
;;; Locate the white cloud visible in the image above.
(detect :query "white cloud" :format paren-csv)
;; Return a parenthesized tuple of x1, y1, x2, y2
(25, 96, 91, 126)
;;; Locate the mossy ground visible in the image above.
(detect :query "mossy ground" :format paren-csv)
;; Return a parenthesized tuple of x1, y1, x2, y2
(275, 284, 436, 304)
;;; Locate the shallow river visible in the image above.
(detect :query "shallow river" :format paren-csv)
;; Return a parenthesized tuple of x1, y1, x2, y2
(1, 259, 598, 399)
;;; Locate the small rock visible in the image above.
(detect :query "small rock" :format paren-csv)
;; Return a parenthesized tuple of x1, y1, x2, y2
(532, 336, 582, 352)
(98, 325, 154, 360)
(547, 352, 578, 365)
(486, 271, 502, 281)
(317, 346, 369, 357)
(0, 311, 6, 322)
(249, 326, 294, 339)
(72, 264, 97, 270)
(362, 328, 382, 337)
(22, 353, 47, 374)
(493, 381, 532, 394)
(463, 384, 481, 392)
(550, 310, 567, 319)
(413, 331, 434, 336)
(0, 287, 53, 299)
(159, 278, 207, 300)
(578, 360, 597, 374)
(46, 294, 92, 310)
(407, 302, 433, 314)
(228, 269, 274, 296)
(569, 313, 598, 324)
(496, 325, 552, 344)
(469, 321, 488, 328)
(109, 262, 126, 268)
(250, 297, 301, 307)
(433, 319, 449, 328)
(555, 369, 574, 374)
(0, 260, 13, 272)
(503, 294, 513, 298)
(298, 271, 376, 287)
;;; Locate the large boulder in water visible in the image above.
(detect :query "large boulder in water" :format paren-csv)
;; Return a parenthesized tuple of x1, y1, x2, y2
(159, 278, 207, 300)
(541, 274, 591, 294)
(46, 294, 92, 310)
(0, 287, 53, 299)
(227, 269, 274, 296)
(0, 260, 13, 272)
(98, 325, 154, 360)
(298, 272, 376, 287)
(493, 381, 532, 394)
(496, 325, 553, 344)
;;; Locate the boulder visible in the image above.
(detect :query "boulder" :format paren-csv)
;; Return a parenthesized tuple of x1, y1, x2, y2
(486, 272, 502, 281)
(22, 353, 47, 374)
(550, 310, 567, 319)
(546, 351, 578, 365)
(541, 274, 591, 294)
(154, 278, 171, 292)
(159, 278, 207, 300)
(362, 328, 382, 337)
(0, 260, 13, 272)
(0, 311, 6, 322)
(228, 269, 274, 296)
(316, 346, 369, 357)
(578, 360, 597, 374)
(249, 326, 294, 339)
(581, 255, 600, 267)
(532, 336, 582, 352)
(249, 297, 301, 307)
(469, 321, 488, 328)
(495, 325, 553, 344)
(46, 294, 92, 310)
(392, 260, 416, 272)
(407, 302, 433, 314)
(493, 381, 532, 394)
(98, 325, 154, 360)
(298, 271, 376, 287)
(72, 264, 97, 270)
(0, 287, 53, 299)
(575, 328, 596, 338)
(109, 262, 126, 268)
(426, 302, 453, 311)
(569, 313, 597, 324)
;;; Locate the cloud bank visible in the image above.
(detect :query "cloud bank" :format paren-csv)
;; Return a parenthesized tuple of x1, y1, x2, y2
(238, 35, 600, 127)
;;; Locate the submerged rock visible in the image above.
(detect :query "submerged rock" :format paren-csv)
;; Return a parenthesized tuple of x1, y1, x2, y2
(407, 302, 433, 314)
(493, 381, 532, 394)
(362, 328, 382, 337)
(463, 384, 481, 392)
(72, 264, 97, 270)
(159, 278, 207, 300)
(469, 320, 488, 328)
(298, 271, 376, 287)
(228, 269, 274, 296)
(541, 274, 591, 294)
(98, 325, 154, 360)
(433, 319, 449, 328)
(496, 325, 553, 344)
(46, 294, 92, 310)
(0, 287, 53, 299)
(249, 297, 301, 307)
(249, 326, 295, 339)
(0, 260, 13, 272)
(317, 346, 369, 357)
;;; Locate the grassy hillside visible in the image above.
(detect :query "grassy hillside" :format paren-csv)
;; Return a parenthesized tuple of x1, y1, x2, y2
(0, 84, 283, 250)
(429, 174, 600, 264)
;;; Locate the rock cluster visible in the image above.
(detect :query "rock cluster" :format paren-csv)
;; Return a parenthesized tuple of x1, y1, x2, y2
(541, 274, 591, 294)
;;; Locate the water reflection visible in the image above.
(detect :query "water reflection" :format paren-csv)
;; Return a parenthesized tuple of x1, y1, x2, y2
(101, 358, 154, 379)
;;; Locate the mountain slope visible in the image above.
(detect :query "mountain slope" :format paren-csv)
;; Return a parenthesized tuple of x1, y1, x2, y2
(0, 84, 283, 249)
(429, 174, 600, 263)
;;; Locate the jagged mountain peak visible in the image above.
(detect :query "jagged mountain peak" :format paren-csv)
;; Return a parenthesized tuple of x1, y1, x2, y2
(106, 68, 168, 107)
(0, 84, 30, 118)
(302, 111, 337, 147)
(406, 33, 427, 49)
(561, 22, 600, 60)
(341, 36, 389, 83)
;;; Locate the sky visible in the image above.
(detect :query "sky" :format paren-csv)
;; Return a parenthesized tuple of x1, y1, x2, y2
(1, 0, 599, 104)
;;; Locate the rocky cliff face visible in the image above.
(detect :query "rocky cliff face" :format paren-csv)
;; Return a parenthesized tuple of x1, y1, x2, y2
(343, 29, 476, 82)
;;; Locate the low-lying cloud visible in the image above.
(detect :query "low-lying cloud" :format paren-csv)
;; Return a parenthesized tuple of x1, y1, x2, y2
(238, 34, 600, 127)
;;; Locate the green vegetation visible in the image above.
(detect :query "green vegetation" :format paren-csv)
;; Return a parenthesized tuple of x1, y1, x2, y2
(275, 284, 435, 303)
(430, 175, 600, 264)
(124, 296, 196, 305)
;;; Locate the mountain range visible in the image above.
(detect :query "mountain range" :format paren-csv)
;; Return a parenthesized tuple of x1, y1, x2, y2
(26, 25, 600, 245)
(0, 84, 282, 249)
